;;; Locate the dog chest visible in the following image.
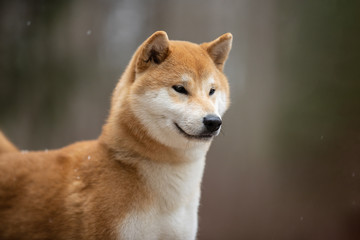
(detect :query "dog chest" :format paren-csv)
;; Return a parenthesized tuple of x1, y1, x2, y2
(117, 202, 199, 240)
(116, 155, 205, 240)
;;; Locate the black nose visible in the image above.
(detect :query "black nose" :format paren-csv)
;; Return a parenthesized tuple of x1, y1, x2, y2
(203, 115, 222, 132)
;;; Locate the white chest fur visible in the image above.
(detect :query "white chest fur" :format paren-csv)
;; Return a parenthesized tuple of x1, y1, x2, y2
(118, 201, 199, 240)
(118, 149, 207, 240)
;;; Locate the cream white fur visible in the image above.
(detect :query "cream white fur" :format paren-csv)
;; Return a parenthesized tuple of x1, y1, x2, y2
(181, 74, 191, 82)
(215, 90, 228, 116)
(130, 88, 210, 148)
(119, 146, 208, 240)
(121, 75, 227, 239)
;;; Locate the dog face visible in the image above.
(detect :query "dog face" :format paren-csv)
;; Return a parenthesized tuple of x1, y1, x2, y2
(129, 32, 232, 148)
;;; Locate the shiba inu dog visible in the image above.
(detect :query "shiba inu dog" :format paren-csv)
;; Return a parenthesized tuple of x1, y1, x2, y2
(0, 31, 232, 240)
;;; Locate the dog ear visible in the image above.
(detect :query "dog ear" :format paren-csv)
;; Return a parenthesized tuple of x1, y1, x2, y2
(136, 31, 170, 72)
(203, 33, 232, 71)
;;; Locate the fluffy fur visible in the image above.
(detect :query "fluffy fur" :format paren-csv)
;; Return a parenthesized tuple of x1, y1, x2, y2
(0, 31, 232, 240)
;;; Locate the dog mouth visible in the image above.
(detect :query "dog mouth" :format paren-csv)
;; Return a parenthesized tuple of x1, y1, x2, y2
(174, 123, 214, 140)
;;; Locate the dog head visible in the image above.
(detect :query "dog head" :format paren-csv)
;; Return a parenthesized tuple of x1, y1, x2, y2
(123, 31, 232, 148)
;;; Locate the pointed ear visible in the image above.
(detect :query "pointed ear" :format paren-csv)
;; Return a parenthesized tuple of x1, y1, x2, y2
(203, 33, 232, 71)
(136, 31, 170, 72)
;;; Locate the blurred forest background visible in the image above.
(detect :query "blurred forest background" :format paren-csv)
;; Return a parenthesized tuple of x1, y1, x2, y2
(1, 0, 360, 239)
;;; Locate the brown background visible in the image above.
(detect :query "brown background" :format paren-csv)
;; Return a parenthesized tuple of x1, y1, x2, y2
(1, 0, 360, 239)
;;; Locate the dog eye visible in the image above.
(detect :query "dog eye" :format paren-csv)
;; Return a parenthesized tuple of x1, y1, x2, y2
(209, 88, 216, 96)
(172, 85, 188, 95)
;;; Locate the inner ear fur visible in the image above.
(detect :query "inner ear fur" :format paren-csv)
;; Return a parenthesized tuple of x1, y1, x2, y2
(202, 33, 233, 71)
(136, 31, 170, 72)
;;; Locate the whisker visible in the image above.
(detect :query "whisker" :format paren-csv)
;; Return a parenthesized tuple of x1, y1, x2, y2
(220, 128, 226, 136)
(185, 139, 191, 150)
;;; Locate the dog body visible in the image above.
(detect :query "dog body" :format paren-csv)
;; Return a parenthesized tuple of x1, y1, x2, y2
(0, 31, 232, 240)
